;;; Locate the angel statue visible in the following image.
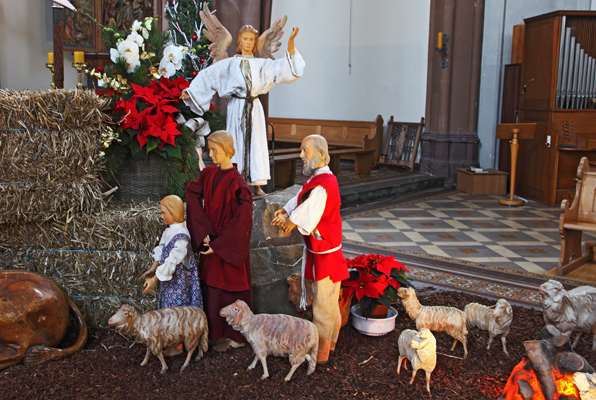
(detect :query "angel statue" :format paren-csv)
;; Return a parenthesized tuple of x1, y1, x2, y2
(181, 3, 305, 196)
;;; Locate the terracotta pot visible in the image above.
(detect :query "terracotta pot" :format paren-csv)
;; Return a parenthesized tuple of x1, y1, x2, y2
(339, 287, 354, 327)
(368, 304, 390, 319)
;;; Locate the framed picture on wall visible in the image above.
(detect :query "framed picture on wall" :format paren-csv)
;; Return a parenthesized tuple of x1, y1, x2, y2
(64, 0, 157, 52)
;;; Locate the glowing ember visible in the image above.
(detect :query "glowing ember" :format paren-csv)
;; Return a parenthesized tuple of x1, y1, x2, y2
(501, 358, 580, 400)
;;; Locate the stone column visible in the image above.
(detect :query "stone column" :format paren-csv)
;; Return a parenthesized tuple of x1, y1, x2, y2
(420, 0, 484, 186)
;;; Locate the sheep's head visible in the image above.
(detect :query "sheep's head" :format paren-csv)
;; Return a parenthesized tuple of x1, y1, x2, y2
(397, 287, 415, 300)
(539, 280, 566, 305)
(418, 328, 433, 340)
(108, 304, 137, 333)
(220, 300, 249, 329)
(493, 299, 512, 320)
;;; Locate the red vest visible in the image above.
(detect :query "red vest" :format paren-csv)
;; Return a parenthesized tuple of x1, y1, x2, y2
(297, 172, 348, 282)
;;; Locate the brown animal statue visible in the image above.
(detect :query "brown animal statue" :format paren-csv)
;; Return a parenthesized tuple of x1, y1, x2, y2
(220, 300, 318, 381)
(0, 270, 88, 370)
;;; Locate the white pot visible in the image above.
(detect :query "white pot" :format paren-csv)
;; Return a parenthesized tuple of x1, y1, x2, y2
(350, 304, 398, 336)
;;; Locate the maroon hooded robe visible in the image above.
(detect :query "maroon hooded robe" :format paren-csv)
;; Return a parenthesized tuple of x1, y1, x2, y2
(186, 164, 253, 342)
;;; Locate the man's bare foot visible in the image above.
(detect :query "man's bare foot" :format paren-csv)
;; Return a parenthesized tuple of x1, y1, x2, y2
(254, 185, 266, 197)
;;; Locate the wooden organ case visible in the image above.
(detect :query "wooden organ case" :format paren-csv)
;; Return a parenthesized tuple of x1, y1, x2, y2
(517, 11, 596, 206)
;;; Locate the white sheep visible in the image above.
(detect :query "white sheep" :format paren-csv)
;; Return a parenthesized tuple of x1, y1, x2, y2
(219, 299, 318, 381)
(108, 304, 208, 374)
(397, 328, 437, 394)
(464, 299, 513, 356)
(397, 287, 468, 358)
(539, 279, 596, 350)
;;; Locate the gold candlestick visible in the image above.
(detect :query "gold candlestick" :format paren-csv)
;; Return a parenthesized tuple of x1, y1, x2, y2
(71, 62, 88, 89)
(45, 63, 56, 89)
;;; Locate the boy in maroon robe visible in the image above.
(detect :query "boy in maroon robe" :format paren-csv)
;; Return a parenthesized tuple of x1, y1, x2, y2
(186, 130, 253, 350)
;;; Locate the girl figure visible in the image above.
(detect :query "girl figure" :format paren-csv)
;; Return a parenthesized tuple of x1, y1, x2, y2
(141, 195, 203, 310)
(181, 4, 304, 196)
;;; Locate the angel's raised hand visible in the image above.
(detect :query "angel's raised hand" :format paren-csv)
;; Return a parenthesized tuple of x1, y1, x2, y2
(288, 27, 299, 56)
(290, 27, 299, 40)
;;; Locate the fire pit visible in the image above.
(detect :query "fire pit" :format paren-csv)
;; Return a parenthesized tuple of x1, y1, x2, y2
(500, 325, 595, 400)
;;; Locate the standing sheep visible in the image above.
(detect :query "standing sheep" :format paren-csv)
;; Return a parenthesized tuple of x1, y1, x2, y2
(108, 304, 208, 374)
(219, 300, 318, 382)
(539, 279, 596, 350)
(397, 328, 437, 394)
(397, 287, 468, 358)
(464, 299, 513, 356)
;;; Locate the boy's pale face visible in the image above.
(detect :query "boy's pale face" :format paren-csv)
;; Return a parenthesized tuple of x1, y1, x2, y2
(160, 205, 174, 225)
(208, 142, 228, 166)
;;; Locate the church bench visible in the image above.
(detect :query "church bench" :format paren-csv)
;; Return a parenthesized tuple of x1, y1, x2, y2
(267, 115, 384, 163)
(558, 157, 596, 276)
(272, 149, 375, 188)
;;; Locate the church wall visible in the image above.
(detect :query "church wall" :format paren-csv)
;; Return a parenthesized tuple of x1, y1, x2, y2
(477, 0, 596, 169)
(0, 0, 79, 90)
(269, 0, 431, 126)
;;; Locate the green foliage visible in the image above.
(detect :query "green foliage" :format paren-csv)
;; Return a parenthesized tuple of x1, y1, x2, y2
(165, 0, 213, 80)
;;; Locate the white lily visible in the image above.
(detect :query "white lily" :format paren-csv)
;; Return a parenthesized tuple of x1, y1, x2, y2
(117, 37, 140, 57)
(128, 31, 144, 47)
(144, 18, 153, 31)
(158, 59, 176, 78)
(131, 20, 143, 33)
(141, 27, 150, 40)
(163, 45, 184, 69)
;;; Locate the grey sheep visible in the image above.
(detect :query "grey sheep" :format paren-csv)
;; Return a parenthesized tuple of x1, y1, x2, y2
(108, 304, 209, 374)
(539, 279, 596, 350)
(397, 328, 437, 394)
(220, 299, 318, 381)
(464, 299, 513, 356)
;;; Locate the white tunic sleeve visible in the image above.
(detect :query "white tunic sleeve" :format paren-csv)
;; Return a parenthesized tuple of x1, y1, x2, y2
(152, 230, 167, 262)
(287, 186, 327, 237)
(155, 238, 188, 282)
(182, 59, 235, 116)
(256, 49, 305, 89)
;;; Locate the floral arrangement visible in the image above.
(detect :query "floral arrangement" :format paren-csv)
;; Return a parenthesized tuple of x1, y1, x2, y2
(341, 254, 410, 318)
(90, 12, 224, 198)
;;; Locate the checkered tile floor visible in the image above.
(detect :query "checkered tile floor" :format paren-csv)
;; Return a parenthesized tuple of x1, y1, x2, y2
(342, 192, 595, 275)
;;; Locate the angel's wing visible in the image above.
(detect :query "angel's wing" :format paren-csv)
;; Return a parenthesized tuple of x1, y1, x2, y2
(257, 15, 287, 59)
(199, 2, 232, 63)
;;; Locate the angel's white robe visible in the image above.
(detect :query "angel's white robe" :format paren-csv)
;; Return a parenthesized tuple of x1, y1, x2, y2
(183, 50, 305, 185)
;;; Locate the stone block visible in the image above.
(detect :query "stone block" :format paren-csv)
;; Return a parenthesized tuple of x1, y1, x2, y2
(250, 185, 303, 249)
(250, 244, 304, 316)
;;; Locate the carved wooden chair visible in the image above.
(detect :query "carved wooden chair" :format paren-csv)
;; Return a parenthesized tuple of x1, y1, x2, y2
(558, 156, 596, 276)
(378, 117, 424, 172)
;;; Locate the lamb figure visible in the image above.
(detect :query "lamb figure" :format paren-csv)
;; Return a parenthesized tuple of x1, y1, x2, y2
(397, 287, 468, 358)
(219, 299, 318, 381)
(539, 279, 596, 351)
(397, 328, 437, 394)
(108, 304, 208, 374)
(464, 298, 513, 356)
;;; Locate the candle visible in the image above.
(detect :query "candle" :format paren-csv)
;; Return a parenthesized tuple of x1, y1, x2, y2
(74, 51, 84, 64)
(437, 32, 444, 49)
(48, 52, 54, 64)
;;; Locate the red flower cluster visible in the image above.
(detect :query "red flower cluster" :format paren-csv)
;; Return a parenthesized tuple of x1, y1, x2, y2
(113, 77, 190, 149)
(342, 254, 408, 302)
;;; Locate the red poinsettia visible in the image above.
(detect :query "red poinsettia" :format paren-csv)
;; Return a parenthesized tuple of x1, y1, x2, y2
(342, 254, 410, 318)
(112, 76, 190, 153)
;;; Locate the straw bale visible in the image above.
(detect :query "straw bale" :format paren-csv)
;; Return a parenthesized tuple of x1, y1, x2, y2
(0, 201, 167, 327)
(0, 89, 109, 223)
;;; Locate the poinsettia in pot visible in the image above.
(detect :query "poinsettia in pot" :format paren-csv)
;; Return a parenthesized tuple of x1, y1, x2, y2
(90, 16, 223, 198)
(341, 254, 410, 320)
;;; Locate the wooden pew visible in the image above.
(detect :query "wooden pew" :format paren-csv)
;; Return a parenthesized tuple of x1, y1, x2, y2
(558, 157, 596, 276)
(272, 148, 375, 188)
(267, 115, 384, 162)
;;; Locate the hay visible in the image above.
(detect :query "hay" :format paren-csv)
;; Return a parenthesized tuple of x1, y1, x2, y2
(0, 89, 108, 224)
(0, 201, 165, 327)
